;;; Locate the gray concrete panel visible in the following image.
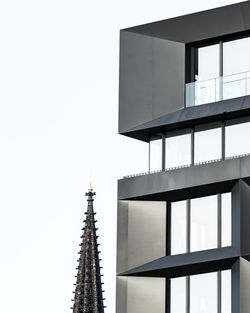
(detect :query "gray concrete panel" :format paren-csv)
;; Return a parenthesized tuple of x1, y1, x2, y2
(127, 277, 165, 313)
(232, 258, 250, 313)
(117, 201, 166, 274)
(119, 31, 185, 133)
(118, 156, 250, 201)
(239, 258, 250, 313)
(239, 181, 250, 255)
(152, 37, 185, 120)
(127, 201, 166, 270)
(117, 201, 129, 274)
(119, 32, 153, 134)
(116, 277, 127, 313)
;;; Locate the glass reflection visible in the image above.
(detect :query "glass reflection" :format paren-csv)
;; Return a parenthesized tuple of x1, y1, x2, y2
(171, 201, 187, 255)
(223, 37, 250, 76)
(166, 134, 191, 168)
(194, 128, 221, 163)
(171, 277, 186, 313)
(225, 121, 250, 158)
(190, 272, 217, 313)
(197, 44, 220, 81)
(191, 195, 217, 252)
(221, 270, 231, 313)
(222, 193, 232, 247)
(149, 138, 162, 172)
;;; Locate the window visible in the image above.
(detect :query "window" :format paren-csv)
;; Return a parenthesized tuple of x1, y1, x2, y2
(225, 121, 250, 158)
(170, 276, 186, 313)
(190, 272, 217, 313)
(165, 133, 191, 168)
(187, 36, 250, 107)
(171, 201, 186, 255)
(191, 195, 217, 252)
(170, 270, 231, 313)
(197, 44, 220, 81)
(170, 193, 231, 255)
(194, 127, 221, 163)
(149, 137, 162, 172)
(223, 37, 250, 76)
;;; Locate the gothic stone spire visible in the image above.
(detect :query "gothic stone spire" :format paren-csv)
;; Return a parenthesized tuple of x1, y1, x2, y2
(72, 187, 105, 313)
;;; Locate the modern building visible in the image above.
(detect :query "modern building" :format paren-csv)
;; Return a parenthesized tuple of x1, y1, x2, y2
(72, 186, 105, 313)
(116, 2, 250, 313)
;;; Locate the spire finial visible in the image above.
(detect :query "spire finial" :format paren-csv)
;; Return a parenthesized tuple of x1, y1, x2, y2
(89, 176, 93, 192)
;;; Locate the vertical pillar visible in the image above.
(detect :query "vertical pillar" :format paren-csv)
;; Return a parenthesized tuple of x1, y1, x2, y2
(162, 134, 166, 171)
(191, 128, 194, 165)
(221, 122, 225, 160)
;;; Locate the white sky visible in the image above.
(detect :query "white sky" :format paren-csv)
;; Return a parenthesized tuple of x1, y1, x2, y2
(0, 1, 243, 313)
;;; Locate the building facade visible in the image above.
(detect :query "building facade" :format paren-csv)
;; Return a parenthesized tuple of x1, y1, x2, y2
(117, 2, 250, 313)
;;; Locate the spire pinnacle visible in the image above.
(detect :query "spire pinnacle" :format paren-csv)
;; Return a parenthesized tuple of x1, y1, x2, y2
(89, 176, 93, 192)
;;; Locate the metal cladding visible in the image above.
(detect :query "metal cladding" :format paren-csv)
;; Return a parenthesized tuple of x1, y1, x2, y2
(72, 188, 105, 313)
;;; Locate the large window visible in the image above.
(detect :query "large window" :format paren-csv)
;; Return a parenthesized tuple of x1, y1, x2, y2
(194, 127, 221, 163)
(171, 193, 231, 255)
(197, 44, 220, 82)
(149, 136, 162, 172)
(191, 195, 218, 252)
(187, 36, 250, 107)
(165, 132, 191, 168)
(144, 118, 250, 177)
(171, 270, 231, 313)
(225, 121, 250, 158)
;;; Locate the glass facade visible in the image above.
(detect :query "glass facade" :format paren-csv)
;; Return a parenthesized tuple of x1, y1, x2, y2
(221, 270, 232, 313)
(221, 193, 232, 247)
(146, 118, 250, 175)
(190, 272, 217, 313)
(223, 37, 250, 76)
(170, 276, 186, 313)
(190, 195, 217, 252)
(186, 36, 250, 107)
(171, 193, 231, 255)
(165, 133, 191, 168)
(171, 270, 231, 313)
(149, 138, 162, 172)
(225, 121, 250, 158)
(171, 201, 187, 255)
(194, 128, 221, 163)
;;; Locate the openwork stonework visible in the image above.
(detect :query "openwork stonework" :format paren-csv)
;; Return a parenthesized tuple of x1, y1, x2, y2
(72, 187, 104, 313)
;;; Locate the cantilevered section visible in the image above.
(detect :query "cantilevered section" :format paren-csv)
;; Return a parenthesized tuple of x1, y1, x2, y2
(118, 155, 250, 201)
(72, 187, 104, 313)
(121, 95, 250, 142)
(119, 247, 239, 278)
(119, 1, 250, 134)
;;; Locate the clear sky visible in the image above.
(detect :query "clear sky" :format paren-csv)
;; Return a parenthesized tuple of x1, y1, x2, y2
(0, 1, 243, 313)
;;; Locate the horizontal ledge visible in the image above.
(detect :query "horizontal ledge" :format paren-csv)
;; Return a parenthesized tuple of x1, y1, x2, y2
(120, 95, 250, 142)
(118, 247, 239, 278)
(118, 156, 250, 201)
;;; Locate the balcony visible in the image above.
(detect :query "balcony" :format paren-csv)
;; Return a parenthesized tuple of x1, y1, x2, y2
(186, 71, 250, 107)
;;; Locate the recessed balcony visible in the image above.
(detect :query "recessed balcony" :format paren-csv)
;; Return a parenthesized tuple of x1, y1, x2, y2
(186, 71, 250, 107)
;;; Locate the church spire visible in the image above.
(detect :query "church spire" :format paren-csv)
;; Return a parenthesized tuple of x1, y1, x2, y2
(71, 187, 105, 313)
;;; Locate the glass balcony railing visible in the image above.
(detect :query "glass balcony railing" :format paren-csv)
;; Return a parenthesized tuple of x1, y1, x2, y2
(186, 71, 250, 107)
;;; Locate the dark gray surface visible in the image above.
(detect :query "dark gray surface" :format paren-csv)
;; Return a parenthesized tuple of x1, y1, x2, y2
(119, 1, 250, 136)
(118, 247, 238, 278)
(121, 95, 250, 142)
(118, 156, 250, 201)
(119, 31, 185, 133)
(123, 1, 250, 43)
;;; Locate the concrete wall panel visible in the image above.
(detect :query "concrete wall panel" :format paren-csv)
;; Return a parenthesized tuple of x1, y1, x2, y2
(127, 277, 165, 313)
(117, 200, 166, 274)
(119, 31, 185, 133)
